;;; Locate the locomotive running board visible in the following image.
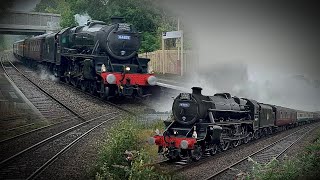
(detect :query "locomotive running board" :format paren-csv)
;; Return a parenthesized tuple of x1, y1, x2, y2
(208, 109, 250, 113)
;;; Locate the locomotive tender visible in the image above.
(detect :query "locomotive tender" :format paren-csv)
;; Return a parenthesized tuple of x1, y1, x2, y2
(149, 87, 320, 161)
(13, 17, 157, 99)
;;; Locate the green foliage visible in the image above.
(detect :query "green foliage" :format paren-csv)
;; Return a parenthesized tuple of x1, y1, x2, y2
(247, 133, 320, 180)
(95, 117, 173, 180)
(34, 0, 78, 28)
(140, 32, 160, 53)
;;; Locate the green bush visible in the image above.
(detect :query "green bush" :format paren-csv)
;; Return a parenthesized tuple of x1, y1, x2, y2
(95, 117, 175, 180)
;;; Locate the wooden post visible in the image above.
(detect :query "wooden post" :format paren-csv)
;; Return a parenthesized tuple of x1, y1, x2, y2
(177, 18, 180, 73)
(162, 33, 165, 74)
(181, 30, 184, 76)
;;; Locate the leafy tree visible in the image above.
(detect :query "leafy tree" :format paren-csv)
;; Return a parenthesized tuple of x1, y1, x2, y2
(140, 32, 159, 53)
(34, 0, 77, 28)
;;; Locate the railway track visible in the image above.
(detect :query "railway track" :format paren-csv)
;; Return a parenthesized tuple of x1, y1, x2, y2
(204, 123, 319, 180)
(0, 112, 120, 179)
(1, 58, 85, 122)
(1, 56, 89, 152)
(0, 54, 130, 179)
(152, 122, 319, 179)
(58, 79, 143, 116)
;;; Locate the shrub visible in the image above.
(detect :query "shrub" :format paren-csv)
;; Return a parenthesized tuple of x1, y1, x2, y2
(95, 116, 175, 180)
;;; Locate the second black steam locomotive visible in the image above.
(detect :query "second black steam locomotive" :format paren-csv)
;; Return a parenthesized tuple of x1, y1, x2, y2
(13, 17, 157, 99)
(149, 87, 319, 161)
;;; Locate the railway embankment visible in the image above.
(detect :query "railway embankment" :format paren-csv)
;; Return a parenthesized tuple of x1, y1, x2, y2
(94, 117, 178, 180)
(247, 128, 320, 180)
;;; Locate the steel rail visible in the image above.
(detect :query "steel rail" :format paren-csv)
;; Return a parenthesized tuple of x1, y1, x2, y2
(26, 114, 119, 180)
(0, 112, 117, 167)
(204, 123, 319, 180)
(0, 58, 85, 121)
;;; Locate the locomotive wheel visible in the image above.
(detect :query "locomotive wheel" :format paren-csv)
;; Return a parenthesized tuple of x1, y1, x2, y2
(243, 132, 252, 144)
(99, 84, 109, 100)
(221, 140, 230, 151)
(71, 78, 78, 88)
(166, 149, 181, 162)
(53, 66, 58, 77)
(232, 139, 241, 147)
(254, 130, 261, 140)
(80, 80, 87, 92)
(89, 82, 97, 95)
(65, 76, 71, 84)
(191, 145, 203, 161)
(267, 127, 273, 136)
(209, 144, 218, 156)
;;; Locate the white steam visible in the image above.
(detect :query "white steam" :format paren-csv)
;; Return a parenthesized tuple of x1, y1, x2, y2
(158, 0, 320, 112)
(39, 68, 58, 82)
(186, 63, 320, 111)
(75, 13, 91, 26)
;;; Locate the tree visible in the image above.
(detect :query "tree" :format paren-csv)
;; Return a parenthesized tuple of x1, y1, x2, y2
(34, 0, 78, 28)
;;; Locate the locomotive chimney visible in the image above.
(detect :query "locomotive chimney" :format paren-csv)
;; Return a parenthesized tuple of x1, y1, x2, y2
(111, 16, 125, 24)
(192, 87, 202, 95)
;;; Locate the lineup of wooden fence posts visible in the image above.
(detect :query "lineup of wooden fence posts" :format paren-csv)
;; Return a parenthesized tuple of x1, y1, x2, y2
(139, 50, 198, 76)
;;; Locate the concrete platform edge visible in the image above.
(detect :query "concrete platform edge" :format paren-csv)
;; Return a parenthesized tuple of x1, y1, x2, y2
(3, 73, 46, 120)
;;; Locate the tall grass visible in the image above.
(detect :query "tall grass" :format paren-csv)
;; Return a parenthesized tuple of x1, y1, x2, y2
(95, 116, 177, 180)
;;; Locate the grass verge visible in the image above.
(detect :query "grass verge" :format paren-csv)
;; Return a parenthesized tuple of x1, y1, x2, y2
(246, 129, 320, 180)
(94, 116, 179, 180)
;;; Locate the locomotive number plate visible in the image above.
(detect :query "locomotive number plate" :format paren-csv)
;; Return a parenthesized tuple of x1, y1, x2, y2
(179, 102, 190, 108)
(118, 35, 131, 40)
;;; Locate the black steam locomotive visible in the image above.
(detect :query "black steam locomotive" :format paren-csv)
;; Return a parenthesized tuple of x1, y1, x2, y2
(149, 87, 319, 161)
(13, 17, 157, 99)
